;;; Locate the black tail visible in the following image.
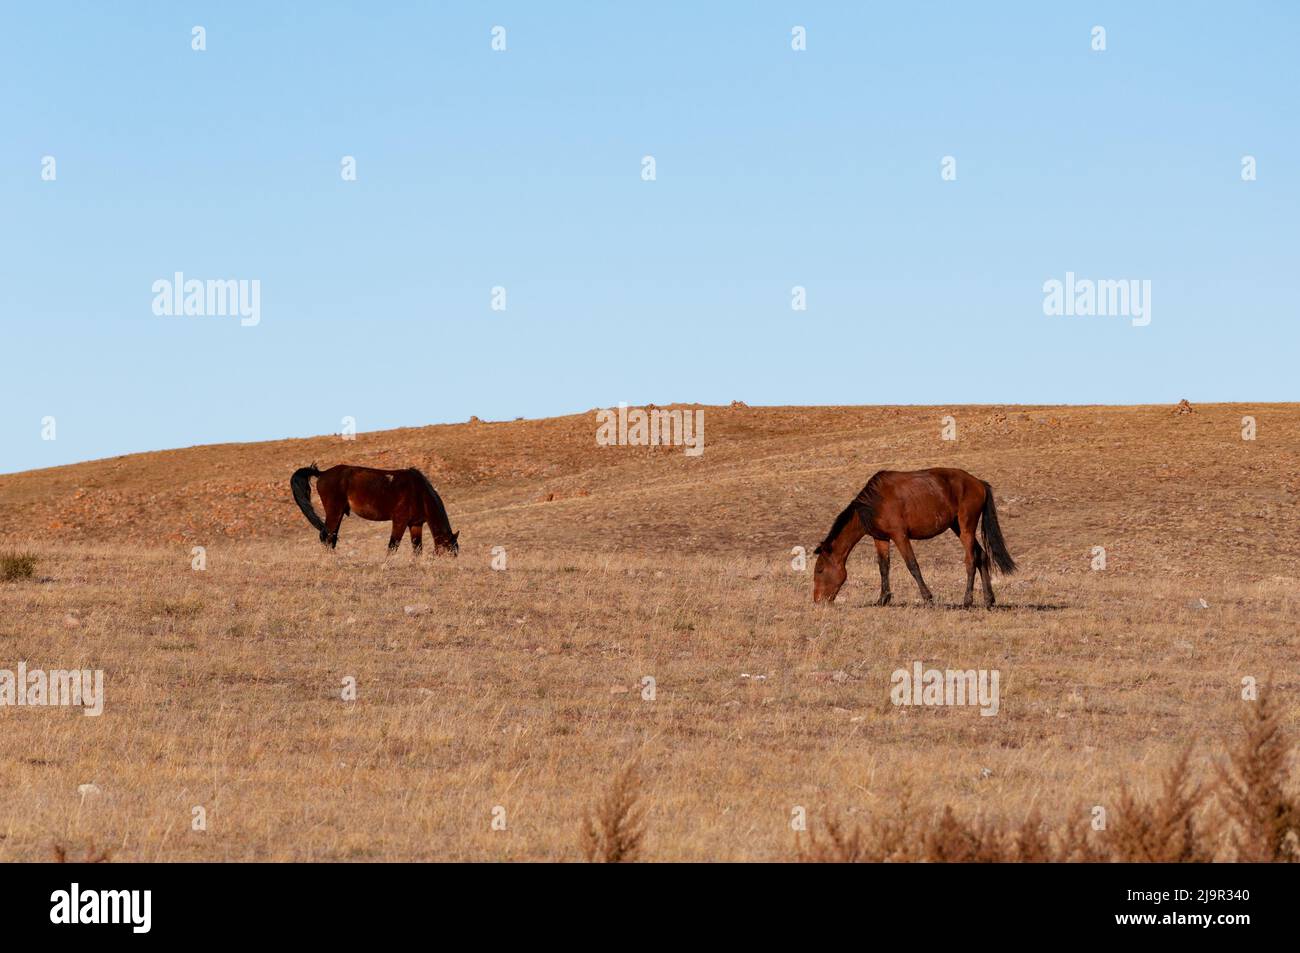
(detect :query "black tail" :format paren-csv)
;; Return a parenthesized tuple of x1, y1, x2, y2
(980, 481, 1016, 574)
(291, 465, 325, 532)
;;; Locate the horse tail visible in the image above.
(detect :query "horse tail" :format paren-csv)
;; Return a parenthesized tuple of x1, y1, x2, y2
(291, 465, 326, 532)
(980, 481, 1016, 574)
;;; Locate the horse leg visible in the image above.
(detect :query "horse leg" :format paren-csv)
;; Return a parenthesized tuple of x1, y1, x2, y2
(387, 520, 404, 555)
(323, 500, 345, 548)
(408, 522, 423, 555)
(960, 528, 978, 608)
(892, 535, 934, 604)
(976, 540, 995, 607)
(874, 538, 892, 606)
(962, 495, 997, 607)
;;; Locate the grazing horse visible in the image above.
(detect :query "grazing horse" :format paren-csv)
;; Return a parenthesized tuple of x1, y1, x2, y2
(291, 464, 459, 556)
(812, 468, 1015, 606)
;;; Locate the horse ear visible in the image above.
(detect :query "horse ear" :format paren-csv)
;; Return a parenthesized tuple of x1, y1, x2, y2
(813, 543, 824, 555)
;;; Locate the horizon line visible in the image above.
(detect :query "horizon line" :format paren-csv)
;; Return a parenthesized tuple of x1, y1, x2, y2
(2, 398, 1286, 478)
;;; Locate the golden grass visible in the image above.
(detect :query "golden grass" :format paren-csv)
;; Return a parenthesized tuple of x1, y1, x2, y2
(0, 403, 1296, 860)
(797, 690, 1299, 862)
(0, 538, 1295, 861)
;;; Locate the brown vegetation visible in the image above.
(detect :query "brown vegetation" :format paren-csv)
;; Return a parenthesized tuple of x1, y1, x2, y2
(0, 403, 1296, 860)
(798, 688, 1297, 862)
(580, 762, 647, 862)
(1, 551, 37, 581)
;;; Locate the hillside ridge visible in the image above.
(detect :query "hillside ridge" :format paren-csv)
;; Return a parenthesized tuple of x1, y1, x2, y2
(2, 403, 1296, 577)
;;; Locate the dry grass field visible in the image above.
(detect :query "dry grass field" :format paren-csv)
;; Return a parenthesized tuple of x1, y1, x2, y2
(1, 402, 1297, 861)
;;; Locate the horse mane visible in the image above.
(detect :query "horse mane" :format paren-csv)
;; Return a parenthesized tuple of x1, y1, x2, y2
(409, 468, 451, 531)
(816, 476, 883, 553)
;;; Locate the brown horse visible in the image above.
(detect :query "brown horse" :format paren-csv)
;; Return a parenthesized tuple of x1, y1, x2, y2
(812, 468, 1014, 606)
(291, 464, 459, 556)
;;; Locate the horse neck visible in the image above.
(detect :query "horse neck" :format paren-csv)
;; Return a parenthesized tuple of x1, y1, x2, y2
(423, 488, 453, 539)
(829, 510, 868, 564)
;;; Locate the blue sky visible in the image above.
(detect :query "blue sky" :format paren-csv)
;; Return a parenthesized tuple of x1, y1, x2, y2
(2, 2, 1296, 473)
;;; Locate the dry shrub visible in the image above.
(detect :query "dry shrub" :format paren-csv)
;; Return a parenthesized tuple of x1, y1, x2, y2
(798, 689, 1297, 863)
(1216, 685, 1300, 862)
(0, 551, 37, 581)
(1052, 809, 1113, 863)
(923, 807, 1011, 862)
(580, 761, 646, 862)
(52, 840, 112, 863)
(1104, 747, 1211, 862)
(799, 798, 1047, 863)
(797, 816, 878, 862)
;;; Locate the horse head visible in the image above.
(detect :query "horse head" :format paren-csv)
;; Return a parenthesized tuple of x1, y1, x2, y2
(811, 542, 847, 603)
(435, 529, 460, 557)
